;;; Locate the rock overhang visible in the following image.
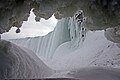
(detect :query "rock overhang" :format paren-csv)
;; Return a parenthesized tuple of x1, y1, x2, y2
(0, 0, 120, 34)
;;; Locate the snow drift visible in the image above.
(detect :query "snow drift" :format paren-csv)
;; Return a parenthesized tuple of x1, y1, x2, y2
(0, 40, 54, 79)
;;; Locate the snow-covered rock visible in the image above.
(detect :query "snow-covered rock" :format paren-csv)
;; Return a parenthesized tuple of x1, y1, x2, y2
(105, 27, 120, 43)
(0, 40, 54, 79)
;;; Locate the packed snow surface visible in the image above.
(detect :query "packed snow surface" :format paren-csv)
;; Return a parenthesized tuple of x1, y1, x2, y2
(50, 67, 120, 80)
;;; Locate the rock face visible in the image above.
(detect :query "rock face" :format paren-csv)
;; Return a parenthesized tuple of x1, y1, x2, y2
(0, 0, 31, 34)
(0, 40, 54, 79)
(105, 28, 120, 43)
(0, 0, 120, 34)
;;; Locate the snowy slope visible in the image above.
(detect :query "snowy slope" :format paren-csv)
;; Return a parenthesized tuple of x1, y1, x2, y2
(47, 31, 120, 70)
(0, 40, 54, 79)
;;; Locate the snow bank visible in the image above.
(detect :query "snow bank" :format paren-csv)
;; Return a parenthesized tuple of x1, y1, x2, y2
(0, 40, 54, 79)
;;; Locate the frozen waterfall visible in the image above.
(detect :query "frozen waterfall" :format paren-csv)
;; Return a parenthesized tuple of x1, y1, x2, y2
(9, 10, 86, 59)
(5, 10, 120, 79)
(9, 10, 120, 71)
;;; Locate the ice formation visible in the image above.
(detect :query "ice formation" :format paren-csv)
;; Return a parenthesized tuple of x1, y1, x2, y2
(0, 40, 54, 79)
(10, 18, 70, 59)
(10, 10, 120, 71)
(10, 10, 86, 59)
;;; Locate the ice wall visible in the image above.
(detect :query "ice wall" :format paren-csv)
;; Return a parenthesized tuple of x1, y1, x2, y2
(10, 18, 71, 59)
(9, 10, 86, 59)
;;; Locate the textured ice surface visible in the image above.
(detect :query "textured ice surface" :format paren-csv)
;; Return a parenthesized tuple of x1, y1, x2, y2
(0, 40, 54, 79)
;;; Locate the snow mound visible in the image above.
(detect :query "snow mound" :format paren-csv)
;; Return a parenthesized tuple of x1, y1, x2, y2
(0, 40, 54, 79)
